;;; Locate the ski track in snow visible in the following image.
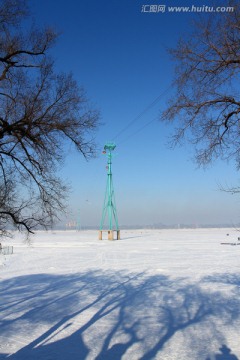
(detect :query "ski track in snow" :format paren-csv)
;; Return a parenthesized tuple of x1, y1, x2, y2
(0, 229, 239, 360)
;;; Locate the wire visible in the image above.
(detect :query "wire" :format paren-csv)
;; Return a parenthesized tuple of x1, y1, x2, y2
(112, 85, 172, 143)
(118, 116, 158, 146)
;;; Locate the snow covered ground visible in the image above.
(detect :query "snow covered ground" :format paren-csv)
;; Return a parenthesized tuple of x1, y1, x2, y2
(0, 228, 239, 360)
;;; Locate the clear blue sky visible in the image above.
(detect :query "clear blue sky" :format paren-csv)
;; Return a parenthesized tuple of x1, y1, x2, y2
(30, 0, 240, 227)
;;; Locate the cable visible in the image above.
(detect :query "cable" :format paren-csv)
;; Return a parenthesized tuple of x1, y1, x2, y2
(112, 85, 172, 143)
(118, 116, 158, 146)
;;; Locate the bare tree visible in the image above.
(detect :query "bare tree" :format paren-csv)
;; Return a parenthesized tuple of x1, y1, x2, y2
(163, 1, 240, 169)
(0, 0, 99, 238)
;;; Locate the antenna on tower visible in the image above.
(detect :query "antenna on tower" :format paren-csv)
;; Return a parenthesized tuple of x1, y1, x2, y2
(99, 142, 120, 240)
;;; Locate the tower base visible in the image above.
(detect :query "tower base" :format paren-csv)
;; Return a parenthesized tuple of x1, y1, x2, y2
(98, 230, 120, 240)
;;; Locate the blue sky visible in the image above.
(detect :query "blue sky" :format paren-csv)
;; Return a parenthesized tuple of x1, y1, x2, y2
(30, 0, 240, 227)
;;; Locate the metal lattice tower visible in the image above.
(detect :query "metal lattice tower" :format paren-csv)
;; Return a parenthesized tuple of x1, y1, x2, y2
(99, 142, 120, 240)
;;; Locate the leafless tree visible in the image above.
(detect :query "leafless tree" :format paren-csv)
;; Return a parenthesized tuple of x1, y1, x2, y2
(0, 0, 99, 238)
(163, 1, 240, 170)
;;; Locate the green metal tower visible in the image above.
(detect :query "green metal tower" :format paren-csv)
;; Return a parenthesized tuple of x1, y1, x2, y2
(99, 142, 120, 240)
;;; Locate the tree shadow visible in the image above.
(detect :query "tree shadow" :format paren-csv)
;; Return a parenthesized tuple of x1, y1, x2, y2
(206, 344, 239, 360)
(203, 273, 240, 287)
(0, 270, 240, 359)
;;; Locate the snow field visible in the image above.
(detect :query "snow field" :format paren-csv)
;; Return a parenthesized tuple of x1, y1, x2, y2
(0, 229, 239, 359)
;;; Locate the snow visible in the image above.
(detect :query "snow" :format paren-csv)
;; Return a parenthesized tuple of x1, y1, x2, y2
(0, 228, 240, 359)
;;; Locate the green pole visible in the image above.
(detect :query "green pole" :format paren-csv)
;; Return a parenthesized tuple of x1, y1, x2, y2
(100, 142, 119, 231)
(108, 149, 113, 230)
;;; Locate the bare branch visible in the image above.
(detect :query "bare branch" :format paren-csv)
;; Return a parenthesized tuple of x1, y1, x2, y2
(0, 0, 100, 239)
(163, 1, 240, 170)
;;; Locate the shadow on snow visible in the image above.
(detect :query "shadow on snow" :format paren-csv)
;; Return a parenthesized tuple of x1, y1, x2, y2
(206, 344, 239, 360)
(0, 271, 239, 359)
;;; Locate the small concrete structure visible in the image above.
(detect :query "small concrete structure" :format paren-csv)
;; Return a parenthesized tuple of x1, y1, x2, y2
(99, 230, 120, 240)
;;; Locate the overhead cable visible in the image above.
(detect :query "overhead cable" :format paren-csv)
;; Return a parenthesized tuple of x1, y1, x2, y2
(112, 85, 172, 143)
